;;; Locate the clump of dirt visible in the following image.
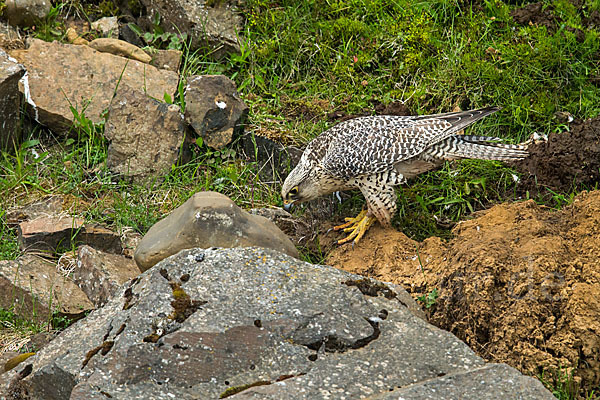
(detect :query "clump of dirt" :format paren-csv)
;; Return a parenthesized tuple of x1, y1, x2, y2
(515, 116, 600, 198)
(510, 2, 560, 33)
(327, 191, 600, 393)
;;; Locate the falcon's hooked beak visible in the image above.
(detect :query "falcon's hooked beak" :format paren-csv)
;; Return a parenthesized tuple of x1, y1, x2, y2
(282, 199, 295, 212)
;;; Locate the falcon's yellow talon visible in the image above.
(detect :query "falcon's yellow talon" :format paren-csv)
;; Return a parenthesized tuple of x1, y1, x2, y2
(334, 210, 367, 231)
(336, 211, 376, 245)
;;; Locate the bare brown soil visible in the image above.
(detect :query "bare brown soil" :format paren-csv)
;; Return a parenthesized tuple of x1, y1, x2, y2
(327, 191, 600, 393)
(515, 116, 600, 198)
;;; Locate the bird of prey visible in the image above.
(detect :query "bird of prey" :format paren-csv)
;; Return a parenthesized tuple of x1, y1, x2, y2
(281, 107, 528, 244)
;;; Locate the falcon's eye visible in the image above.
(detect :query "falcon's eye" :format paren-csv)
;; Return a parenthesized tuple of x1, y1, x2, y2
(289, 187, 299, 196)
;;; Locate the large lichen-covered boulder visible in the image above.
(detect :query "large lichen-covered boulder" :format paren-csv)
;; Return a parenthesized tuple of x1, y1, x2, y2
(0, 247, 553, 399)
(134, 191, 299, 271)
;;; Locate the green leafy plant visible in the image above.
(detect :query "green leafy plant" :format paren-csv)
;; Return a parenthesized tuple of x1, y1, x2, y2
(128, 14, 188, 50)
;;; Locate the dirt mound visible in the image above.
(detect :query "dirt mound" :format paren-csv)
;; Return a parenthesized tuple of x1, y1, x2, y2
(516, 116, 600, 198)
(327, 191, 600, 393)
(510, 2, 559, 33)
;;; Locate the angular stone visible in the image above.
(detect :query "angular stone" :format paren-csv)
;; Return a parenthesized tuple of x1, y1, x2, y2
(136, 0, 243, 58)
(0, 49, 25, 150)
(134, 191, 299, 271)
(367, 364, 554, 400)
(88, 38, 152, 63)
(17, 215, 85, 254)
(73, 246, 140, 308)
(185, 74, 248, 149)
(148, 49, 182, 72)
(4, 195, 64, 226)
(0, 255, 94, 323)
(104, 84, 185, 182)
(91, 17, 119, 39)
(10, 39, 179, 134)
(4, 0, 51, 28)
(17, 215, 122, 254)
(0, 248, 550, 399)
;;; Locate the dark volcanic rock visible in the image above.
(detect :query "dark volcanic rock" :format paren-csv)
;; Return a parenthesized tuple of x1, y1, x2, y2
(0, 248, 553, 399)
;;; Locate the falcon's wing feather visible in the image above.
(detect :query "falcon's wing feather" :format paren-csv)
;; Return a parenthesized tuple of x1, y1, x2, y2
(318, 107, 500, 179)
(319, 116, 451, 179)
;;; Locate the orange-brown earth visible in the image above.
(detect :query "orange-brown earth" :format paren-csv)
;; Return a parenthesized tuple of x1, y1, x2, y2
(327, 191, 600, 393)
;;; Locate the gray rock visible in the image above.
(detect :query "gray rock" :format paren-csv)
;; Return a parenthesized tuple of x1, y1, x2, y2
(185, 74, 248, 149)
(1, 248, 550, 399)
(9, 39, 178, 134)
(91, 17, 119, 39)
(134, 191, 299, 271)
(104, 85, 185, 182)
(0, 248, 454, 399)
(135, 0, 243, 58)
(3, 0, 51, 28)
(0, 255, 94, 323)
(73, 246, 141, 308)
(0, 49, 25, 151)
(366, 363, 554, 400)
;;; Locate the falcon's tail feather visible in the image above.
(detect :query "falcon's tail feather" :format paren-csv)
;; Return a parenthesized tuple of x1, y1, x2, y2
(430, 135, 528, 161)
(418, 106, 501, 136)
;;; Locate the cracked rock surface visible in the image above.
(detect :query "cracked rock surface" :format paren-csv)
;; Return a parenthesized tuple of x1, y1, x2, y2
(0, 248, 553, 399)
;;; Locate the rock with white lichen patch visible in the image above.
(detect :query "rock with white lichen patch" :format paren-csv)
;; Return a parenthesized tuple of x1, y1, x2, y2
(184, 74, 248, 149)
(133, 191, 299, 271)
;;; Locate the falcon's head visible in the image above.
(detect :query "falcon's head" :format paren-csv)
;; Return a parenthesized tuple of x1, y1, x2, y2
(281, 159, 323, 211)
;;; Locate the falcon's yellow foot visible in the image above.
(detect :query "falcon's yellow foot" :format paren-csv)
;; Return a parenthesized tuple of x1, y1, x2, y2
(334, 211, 377, 245)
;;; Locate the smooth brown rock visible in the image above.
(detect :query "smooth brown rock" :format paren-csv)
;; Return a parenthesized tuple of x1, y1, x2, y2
(73, 246, 140, 307)
(104, 84, 186, 182)
(17, 215, 122, 254)
(0, 49, 25, 150)
(10, 39, 178, 134)
(88, 38, 152, 63)
(184, 75, 248, 149)
(0, 255, 94, 323)
(134, 191, 299, 271)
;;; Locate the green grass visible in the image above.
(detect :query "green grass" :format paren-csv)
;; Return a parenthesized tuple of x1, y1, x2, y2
(1, 2, 600, 395)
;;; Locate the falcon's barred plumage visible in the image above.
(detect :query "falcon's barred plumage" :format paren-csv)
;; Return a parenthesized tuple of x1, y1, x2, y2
(281, 107, 528, 244)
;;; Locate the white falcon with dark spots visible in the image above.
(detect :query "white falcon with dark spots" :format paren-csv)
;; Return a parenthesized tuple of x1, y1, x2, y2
(281, 107, 528, 244)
